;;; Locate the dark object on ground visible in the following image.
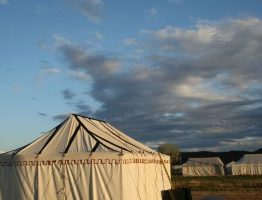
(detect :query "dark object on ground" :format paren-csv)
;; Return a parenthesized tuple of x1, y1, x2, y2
(162, 188, 192, 200)
(201, 195, 224, 200)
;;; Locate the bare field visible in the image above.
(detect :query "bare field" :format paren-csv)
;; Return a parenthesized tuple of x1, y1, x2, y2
(172, 175, 262, 200)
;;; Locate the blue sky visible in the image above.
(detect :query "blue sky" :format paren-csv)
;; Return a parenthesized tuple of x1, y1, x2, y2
(1, 0, 262, 152)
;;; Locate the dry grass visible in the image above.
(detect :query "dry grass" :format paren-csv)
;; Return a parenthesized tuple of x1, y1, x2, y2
(192, 190, 262, 200)
(172, 175, 262, 200)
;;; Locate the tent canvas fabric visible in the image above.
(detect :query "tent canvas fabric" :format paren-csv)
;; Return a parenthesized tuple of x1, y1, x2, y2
(173, 165, 183, 175)
(232, 154, 262, 175)
(181, 157, 225, 176)
(225, 161, 236, 175)
(0, 114, 170, 200)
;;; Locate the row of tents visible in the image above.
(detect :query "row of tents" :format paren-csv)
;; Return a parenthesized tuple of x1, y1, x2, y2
(174, 154, 262, 176)
(0, 113, 261, 199)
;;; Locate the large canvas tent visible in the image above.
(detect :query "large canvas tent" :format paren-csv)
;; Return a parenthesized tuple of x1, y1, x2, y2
(231, 154, 262, 175)
(181, 157, 225, 176)
(0, 114, 170, 200)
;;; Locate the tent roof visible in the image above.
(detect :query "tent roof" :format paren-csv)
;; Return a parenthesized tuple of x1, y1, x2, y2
(2, 114, 155, 157)
(183, 157, 224, 166)
(236, 154, 262, 164)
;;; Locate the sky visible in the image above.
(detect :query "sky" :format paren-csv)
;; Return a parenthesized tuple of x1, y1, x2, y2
(0, 0, 262, 152)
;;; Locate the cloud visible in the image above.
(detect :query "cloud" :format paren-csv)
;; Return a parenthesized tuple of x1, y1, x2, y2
(68, 70, 90, 80)
(145, 8, 158, 17)
(55, 35, 120, 77)
(220, 136, 262, 151)
(35, 66, 61, 85)
(0, 0, 8, 5)
(62, 89, 76, 100)
(54, 17, 262, 151)
(69, 0, 103, 22)
(168, 0, 183, 3)
(95, 31, 103, 41)
(53, 113, 71, 121)
(41, 67, 60, 75)
(123, 38, 138, 46)
(38, 112, 48, 117)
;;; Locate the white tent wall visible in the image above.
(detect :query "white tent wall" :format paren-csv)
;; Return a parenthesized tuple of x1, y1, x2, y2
(231, 154, 262, 175)
(232, 164, 262, 175)
(0, 153, 170, 200)
(181, 157, 225, 176)
(121, 154, 170, 200)
(182, 165, 224, 176)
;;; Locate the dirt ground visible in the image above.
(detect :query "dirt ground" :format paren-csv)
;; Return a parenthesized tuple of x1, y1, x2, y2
(192, 190, 262, 200)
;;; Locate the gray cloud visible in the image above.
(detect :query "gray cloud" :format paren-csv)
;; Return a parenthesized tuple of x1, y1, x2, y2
(54, 17, 262, 151)
(68, 71, 90, 80)
(38, 112, 48, 117)
(62, 89, 76, 100)
(69, 0, 103, 22)
(55, 35, 120, 77)
(53, 113, 71, 121)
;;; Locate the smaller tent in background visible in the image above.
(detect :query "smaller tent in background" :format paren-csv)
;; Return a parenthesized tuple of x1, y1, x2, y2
(173, 165, 183, 175)
(225, 161, 236, 175)
(232, 154, 262, 175)
(181, 157, 224, 176)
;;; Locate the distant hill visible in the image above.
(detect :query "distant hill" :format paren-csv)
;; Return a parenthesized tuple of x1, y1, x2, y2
(254, 148, 262, 153)
(178, 150, 260, 165)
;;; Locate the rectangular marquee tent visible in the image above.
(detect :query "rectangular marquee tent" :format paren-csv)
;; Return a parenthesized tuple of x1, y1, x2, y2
(181, 157, 225, 176)
(231, 154, 262, 175)
(0, 114, 170, 200)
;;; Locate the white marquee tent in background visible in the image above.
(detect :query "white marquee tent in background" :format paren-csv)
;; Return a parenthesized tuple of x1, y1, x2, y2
(181, 157, 225, 176)
(231, 154, 262, 175)
(0, 114, 170, 200)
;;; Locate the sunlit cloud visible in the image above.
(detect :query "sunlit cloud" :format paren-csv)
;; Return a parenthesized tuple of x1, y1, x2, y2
(54, 17, 262, 151)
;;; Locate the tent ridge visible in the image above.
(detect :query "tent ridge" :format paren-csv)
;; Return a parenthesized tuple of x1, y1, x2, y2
(99, 121, 151, 153)
(74, 115, 127, 152)
(72, 113, 106, 123)
(37, 119, 68, 155)
(86, 119, 135, 151)
(63, 124, 81, 154)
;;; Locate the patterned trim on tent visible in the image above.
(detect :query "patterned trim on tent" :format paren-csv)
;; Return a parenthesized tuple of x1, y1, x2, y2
(0, 158, 169, 166)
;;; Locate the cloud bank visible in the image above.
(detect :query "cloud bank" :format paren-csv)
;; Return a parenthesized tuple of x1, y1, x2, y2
(54, 17, 262, 151)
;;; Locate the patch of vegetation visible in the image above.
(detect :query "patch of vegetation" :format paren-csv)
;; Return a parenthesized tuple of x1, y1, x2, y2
(172, 175, 262, 191)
